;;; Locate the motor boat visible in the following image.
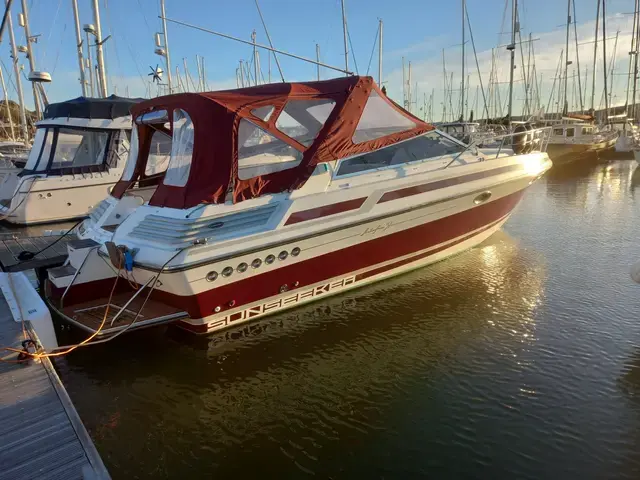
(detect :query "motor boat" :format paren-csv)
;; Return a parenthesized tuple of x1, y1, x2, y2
(545, 119, 618, 165)
(0, 95, 144, 225)
(42, 76, 552, 337)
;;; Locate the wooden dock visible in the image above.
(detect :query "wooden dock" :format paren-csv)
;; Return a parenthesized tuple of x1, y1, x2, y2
(0, 291, 109, 479)
(0, 234, 72, 272)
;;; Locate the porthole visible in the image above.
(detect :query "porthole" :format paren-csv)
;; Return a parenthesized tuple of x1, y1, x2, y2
(222, 266, 233, 277)
(252, 258, 262, 269)
(237, 262, 248, 273)
(265, 254, 275, 264)
(291, 247, 301, 257)
(206, 271, 218, 282)
(278, 251, 288, 261)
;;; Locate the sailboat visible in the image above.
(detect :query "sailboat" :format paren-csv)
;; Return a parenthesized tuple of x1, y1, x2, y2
(544, 0, 618, 165)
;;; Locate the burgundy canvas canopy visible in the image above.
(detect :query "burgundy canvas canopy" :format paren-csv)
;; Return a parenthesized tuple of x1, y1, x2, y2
(111, 76, 434, 209)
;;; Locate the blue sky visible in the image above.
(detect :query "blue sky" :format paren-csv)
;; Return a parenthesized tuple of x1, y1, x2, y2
(3, 0, 635, 119)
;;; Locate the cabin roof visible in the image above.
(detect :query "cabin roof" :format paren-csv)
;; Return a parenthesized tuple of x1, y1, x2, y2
(44, 95, 144, 120)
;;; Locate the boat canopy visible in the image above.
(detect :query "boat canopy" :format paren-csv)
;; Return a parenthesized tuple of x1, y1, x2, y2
(44, 95, 143, 120)
(111, 76, 433, 208)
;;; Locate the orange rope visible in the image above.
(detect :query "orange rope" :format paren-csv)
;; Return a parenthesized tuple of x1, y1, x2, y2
(0, 270, 122, 361)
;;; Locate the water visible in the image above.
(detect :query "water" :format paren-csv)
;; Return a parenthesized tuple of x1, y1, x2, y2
(52, 159, 640, 479)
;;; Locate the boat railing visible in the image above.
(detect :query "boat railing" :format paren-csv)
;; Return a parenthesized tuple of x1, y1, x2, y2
(446, 126, 553, 169)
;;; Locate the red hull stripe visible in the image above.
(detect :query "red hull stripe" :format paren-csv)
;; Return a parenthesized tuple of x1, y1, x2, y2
(52, 189, 526, 323)
(354, 216, 504, 282)
(284, 197, 367, 225)
(378, 164, 523, 203)
(165, 189, 526, 318)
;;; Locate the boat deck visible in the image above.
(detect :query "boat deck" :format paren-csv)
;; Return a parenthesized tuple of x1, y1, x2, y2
(56, 291, 188, 337)
(0, 290, 109, 479)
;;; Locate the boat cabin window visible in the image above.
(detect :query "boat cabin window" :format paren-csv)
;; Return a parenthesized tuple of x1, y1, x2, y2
(553, 128, 564, 136)
(145, 129, 172, 176)
(336, 131, 463, 176)
(50, 128, 109, 170)
(163, 109, 194, 187)
(276, 99, 336, 147)
(352, 90, 417, 144)
(581, 127, 593, 135)
(566, 128, 575, 137)
(238, 119, 303, 180)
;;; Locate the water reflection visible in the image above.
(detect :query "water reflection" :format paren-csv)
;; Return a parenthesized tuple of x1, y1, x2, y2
(56, 232, 547, 478)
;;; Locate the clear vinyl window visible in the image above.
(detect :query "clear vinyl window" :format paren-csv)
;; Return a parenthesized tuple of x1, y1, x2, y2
(276, 99, 336, 147)
(164, 109, 194, 187)
(145, 130, 172, 176)
(238, 119, 302, 180)
(352, 90, 416, 144)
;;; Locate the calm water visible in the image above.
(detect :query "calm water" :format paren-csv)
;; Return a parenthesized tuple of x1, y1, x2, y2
(53, 159, 640, 479)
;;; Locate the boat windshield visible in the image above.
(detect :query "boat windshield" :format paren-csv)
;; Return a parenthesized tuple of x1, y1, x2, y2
(24, 126, 113, 173)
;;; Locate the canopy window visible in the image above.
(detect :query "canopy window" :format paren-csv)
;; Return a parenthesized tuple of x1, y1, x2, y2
(163, 109, 194, 187)
(275, 99, 337, 147)
(238, 120, 303, 180)
(145, 130, 172, 176)
(352, 90, 417, 144)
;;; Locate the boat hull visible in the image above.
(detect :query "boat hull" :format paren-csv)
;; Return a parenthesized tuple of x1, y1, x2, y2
(546, 138, 616, 165)
(48, 178, 531, 336)
(0, 174, 120, 225)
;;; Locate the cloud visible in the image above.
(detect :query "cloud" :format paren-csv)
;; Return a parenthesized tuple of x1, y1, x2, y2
(384, 13, 637, 121)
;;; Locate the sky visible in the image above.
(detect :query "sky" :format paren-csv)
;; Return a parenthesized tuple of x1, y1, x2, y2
(2, 0, 637, 121)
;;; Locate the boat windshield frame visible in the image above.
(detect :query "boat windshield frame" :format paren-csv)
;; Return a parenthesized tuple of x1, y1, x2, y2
(20, 124, 127, 177)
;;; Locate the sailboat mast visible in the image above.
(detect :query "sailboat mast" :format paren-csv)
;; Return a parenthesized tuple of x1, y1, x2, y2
(571, 0, 583, 112)
(461, 0, 465, 120)
(602, 0, 609, 122)
(0, 65, 14, 140)
(20, 0, 40, 119)
(632, 0, 640, 120)
(6, 0, 27, 143)
(91, 0, 108, 96)
(71, 0, 88, 96)
(341, 0, 348, 73)
(507, 0, 517, 124)
(378, 19, 383, 86)
(159, 0, 173, 92)
(563, 0, 570, 114)
(591, 0, 601, 111)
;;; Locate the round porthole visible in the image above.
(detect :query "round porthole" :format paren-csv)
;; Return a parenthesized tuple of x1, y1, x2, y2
(222, 266, 233, 277)
(291, 247, 301, 257)
(237, 262, 248, 273)
(206, 271, 218, 282)
(278, 251, 288, 261)
(252, 258, 262, 269)
(265, 254, 275, 264)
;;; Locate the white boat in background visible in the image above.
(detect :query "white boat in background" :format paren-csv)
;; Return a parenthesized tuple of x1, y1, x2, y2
(43, 76, 552, 337)
(0, 95, 145, 225)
